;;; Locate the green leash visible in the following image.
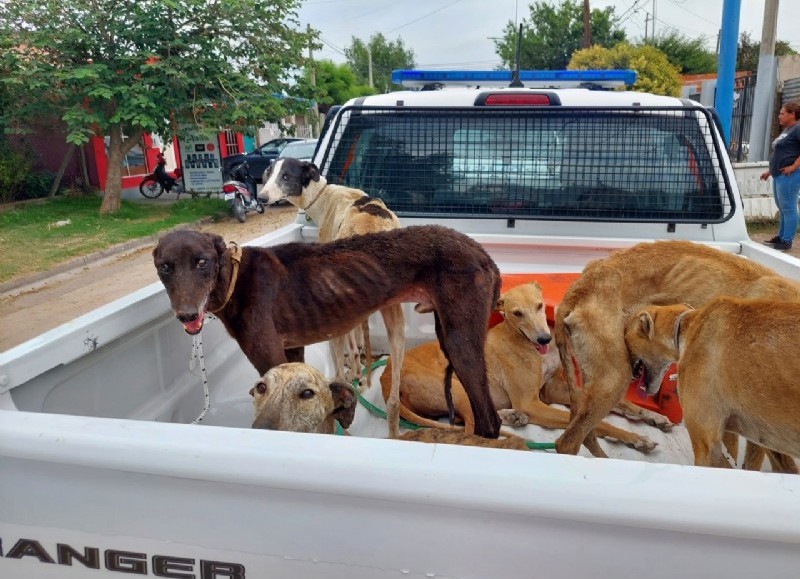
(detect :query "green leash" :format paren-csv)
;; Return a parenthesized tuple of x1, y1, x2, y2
(353, 358, 556, 451)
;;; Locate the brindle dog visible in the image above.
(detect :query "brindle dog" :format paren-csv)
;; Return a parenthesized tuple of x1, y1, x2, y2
(153, 225, 503, 438)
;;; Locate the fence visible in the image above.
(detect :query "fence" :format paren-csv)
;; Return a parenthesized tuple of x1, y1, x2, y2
(729, 74, 756, 162)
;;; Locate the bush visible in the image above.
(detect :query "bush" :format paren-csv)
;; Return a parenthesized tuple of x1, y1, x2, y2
(22, 171, 56, 200)
(569, 43, 683, 97)
(0, 142, 33, 203)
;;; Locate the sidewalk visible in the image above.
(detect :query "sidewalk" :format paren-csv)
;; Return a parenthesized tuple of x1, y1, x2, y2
(0, 206, 297, 352)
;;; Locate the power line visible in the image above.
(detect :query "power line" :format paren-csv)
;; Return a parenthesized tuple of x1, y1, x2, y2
(386, 0, 466, 34)
(319, 37, 347, 57)
(664, 0, 718, 27)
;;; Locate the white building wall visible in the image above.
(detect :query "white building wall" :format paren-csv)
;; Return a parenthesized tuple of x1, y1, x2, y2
(734, 162, 777, 219)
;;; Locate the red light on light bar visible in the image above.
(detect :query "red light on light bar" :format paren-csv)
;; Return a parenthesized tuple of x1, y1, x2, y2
(483, 93, 552, 106)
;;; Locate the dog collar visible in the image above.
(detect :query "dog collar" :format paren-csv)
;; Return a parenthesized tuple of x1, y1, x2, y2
(303, 184, 327, 211)
(210, 242, 242, 314)
(672, 307, 693, 353)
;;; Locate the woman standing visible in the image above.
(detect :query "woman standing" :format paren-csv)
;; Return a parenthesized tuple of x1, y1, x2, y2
(761, 101, 800, 251)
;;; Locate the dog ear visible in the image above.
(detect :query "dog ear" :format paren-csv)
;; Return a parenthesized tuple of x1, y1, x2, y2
(301, 162, 321, 187)
(529, 281, 542, 291)
(329, 382, 356, 429)
(637, 311, 654, 339)
(210, 233, 227, 257)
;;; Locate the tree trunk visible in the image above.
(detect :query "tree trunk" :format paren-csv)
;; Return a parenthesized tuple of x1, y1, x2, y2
(49, 144, 75, 197)
(78, 144, 91, 193)
(100, 125, 143, 214)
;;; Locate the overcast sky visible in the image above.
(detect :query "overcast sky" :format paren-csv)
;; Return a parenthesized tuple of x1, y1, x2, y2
(298, 0, 800, 70)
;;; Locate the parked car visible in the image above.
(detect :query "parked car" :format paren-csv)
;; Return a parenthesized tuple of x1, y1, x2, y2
(222, 137, 305, 182)
(274, 138, 318, 165)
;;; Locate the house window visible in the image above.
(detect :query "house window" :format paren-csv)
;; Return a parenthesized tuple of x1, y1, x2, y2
(122, 140, 147, 177)
(104, 136, 148, 177)
(223, 130, 239, 157)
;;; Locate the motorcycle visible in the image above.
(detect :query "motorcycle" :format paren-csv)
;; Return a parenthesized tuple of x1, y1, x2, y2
(222, 162, 265, 223)
(139, 152, 186, 199)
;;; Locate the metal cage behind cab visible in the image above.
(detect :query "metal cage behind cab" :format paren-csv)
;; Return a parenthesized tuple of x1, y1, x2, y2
(316, 105, 735, 224)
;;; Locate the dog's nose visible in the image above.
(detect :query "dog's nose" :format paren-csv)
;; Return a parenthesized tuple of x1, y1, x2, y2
(538, 335, 552, 345)
(177, 312, 199, 324)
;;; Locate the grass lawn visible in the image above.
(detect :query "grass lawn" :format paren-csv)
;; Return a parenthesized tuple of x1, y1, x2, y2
(0, 195, 228, 284)
(744, 218, 779, 236)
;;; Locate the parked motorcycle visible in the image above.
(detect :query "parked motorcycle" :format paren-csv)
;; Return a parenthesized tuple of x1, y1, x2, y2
(222, 162, 265, 223)
(139, 152, 185, 199)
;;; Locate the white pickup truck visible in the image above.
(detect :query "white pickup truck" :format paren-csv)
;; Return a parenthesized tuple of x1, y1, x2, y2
(2, 70, 800, 579)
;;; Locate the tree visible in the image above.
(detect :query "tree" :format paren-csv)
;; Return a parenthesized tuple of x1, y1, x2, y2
(495, 0, 626, 71)
(737, 31, 797, 73)
(344, 33, 415, 93)
(0, 0, 314, 214)
(648, 31, 717, 75)
(312, 60, 376, 112)
(569, 43, 682, 97)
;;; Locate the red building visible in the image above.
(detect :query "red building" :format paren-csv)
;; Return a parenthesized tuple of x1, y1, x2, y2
(11, 121, 244, 193)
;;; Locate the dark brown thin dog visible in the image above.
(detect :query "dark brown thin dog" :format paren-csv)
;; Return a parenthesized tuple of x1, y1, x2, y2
(153, 225, 502, 438)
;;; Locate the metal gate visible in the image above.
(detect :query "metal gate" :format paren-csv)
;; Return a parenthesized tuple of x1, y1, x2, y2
(730, 74, 756, 162)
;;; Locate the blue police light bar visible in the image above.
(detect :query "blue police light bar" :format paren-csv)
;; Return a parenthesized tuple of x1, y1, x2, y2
(391, 69, 637, 89)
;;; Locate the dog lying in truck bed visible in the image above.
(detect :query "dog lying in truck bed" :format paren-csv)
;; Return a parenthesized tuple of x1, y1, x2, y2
(380, 282, 672, 452)
(250, 363, 528, 450)
(261, 158, 405, 438)
(554, 239, 800, 460)
(624, 300, 800, 472)
(152, 225, 503, 438)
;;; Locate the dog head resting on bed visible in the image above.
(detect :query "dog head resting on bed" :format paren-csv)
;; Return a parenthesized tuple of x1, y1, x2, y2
(250, 362, 356, 434)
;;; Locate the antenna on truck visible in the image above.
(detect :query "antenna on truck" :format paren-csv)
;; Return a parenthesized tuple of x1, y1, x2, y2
(509, 23, 524, 88)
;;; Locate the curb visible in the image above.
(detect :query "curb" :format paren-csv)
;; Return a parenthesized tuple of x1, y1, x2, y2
(0, 237, 158, 297)
(0, 218, 215, 298)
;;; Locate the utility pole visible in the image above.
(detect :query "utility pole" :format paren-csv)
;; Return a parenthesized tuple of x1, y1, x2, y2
(644, 12, 651, 42)
(307, 25, 319, 138)
(748, 0, 780, 162)
(715, 0, 742, 145)
(583, 0, 591, 49)
(651, 0, 656, 40)
(367, 45, 374, 89)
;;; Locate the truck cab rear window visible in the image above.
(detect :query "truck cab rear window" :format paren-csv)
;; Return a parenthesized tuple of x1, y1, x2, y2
(318, 106, 734, 223)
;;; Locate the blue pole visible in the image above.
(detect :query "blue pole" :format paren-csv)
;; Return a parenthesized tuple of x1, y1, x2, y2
(715, 0, 742, 145)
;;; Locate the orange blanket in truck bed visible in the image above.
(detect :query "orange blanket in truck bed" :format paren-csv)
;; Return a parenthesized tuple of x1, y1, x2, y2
(491, 273, 682, 424)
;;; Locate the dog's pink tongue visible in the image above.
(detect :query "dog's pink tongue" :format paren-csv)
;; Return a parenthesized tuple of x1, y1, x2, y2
(535, 343, 549, 355)
(633, 372, 648, 400)
(182, 315, 204, 335)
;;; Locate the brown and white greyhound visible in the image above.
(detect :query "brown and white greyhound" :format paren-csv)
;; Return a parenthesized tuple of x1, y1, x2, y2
(261, 158, 404, 436)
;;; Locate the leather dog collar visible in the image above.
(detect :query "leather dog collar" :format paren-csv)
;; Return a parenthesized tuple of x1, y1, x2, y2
(303, 184, 327, 211)
(210, 242, 242, 313)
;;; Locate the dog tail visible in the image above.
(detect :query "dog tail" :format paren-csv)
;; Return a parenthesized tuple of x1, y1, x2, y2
(433, 311, 457, 426)
(360, 319, 374, 387)
(398, 402, 462, 431)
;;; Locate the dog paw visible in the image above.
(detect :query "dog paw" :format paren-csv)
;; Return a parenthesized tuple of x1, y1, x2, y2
(647, 415, 674, 432)
(630, 408, 675, 432)
(499, 409, 529, 427)
(628, 436, 658, 453)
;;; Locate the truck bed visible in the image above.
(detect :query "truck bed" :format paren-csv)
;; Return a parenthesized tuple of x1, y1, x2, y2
(2, 222, 800, 578)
